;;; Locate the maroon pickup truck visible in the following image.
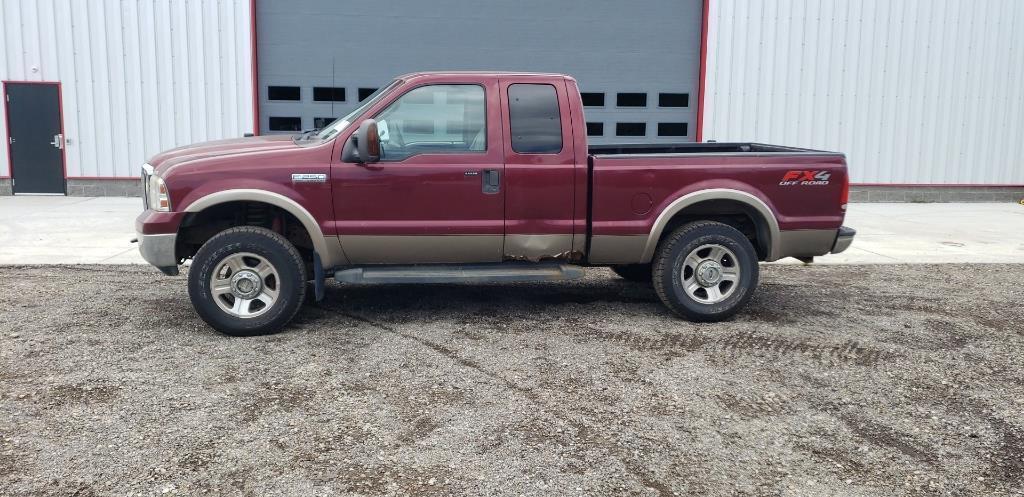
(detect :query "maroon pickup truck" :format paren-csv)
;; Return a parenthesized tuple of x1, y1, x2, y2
(136, 72, 854, 336)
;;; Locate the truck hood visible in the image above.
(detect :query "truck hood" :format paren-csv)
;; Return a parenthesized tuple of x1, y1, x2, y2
(148, 135, 299, 175)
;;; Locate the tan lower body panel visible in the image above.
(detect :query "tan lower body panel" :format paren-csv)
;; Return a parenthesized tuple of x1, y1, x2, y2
(321, 236, 350, 267)
(504, 234, 577, 261)
(590, 229, 839, 265)
(337, 234, 581, 265)
(338, 235, 503, 264)
(588, 235, 647, 264)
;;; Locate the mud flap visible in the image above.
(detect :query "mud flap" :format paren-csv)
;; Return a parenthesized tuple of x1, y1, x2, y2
(313, 251, 326, 302)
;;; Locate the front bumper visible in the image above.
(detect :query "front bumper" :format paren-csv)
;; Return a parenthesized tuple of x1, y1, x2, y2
(135, 209, 185, 275)
(137, 231, 179, 275)
(831, 226, 856, 254)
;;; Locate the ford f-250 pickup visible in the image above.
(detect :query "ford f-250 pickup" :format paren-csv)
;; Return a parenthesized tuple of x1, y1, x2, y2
(136, 72, 855, 336)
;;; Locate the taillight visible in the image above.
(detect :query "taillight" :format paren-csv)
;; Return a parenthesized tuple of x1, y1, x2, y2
(840, 173, 850, 210)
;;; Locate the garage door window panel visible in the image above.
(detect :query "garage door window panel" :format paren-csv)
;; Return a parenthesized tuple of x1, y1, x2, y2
(617, 92, 647, 107)
(268, 86, 300, 101)
(373, 84, 486, 162)
(313, 87, 346, 102)
(658, 93, 689, 107)
(269, 116, 302, 131)
(581, 92, 605, 107)
(358, 88, 379, 101)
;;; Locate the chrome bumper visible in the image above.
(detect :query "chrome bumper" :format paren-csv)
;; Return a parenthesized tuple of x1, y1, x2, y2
(137, 232, 179, 275)
(831, 226, 856, 254)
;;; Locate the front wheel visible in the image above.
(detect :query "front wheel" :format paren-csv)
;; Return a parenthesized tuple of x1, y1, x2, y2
(188, 226, 307, 336)
(652, 221, 759, 322)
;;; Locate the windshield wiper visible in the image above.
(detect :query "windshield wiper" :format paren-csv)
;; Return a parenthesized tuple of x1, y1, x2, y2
(295, 128, 321, 142)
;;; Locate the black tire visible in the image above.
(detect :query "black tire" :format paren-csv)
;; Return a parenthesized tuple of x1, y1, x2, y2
(611, 264, 653, 283)
(188, 226, 307, 336)
(652, 221, 759, 322)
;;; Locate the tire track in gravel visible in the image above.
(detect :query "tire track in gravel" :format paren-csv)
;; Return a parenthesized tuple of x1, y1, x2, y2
(908, 389, 1024, 491)
(339, 311, 675, 497)
(838, 413, 938, 464)
(572, 329, 902, 366)
(719, 332, 898, 366)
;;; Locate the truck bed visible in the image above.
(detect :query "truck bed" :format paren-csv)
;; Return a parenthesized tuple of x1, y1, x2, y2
(586, 142, 849, 264)
(589, 142, 843, 157)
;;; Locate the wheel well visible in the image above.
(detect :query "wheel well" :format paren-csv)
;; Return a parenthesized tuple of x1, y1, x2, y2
(658, 199, 771, 260)
(176, 201, 315, 264)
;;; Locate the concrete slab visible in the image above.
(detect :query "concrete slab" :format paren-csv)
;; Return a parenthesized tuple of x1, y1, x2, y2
(1, 196, 1022, 265)
(0, 196, 145, 264)
(823, 202, 1024, 264)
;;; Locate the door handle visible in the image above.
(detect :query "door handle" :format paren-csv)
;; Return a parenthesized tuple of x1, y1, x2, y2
(482, 169, 500, 194)
(50, 134, 63, 150)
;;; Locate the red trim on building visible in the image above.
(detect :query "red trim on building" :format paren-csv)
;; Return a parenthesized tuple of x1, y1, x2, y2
(2, 80, 69, 191)
(250, 0, 260, 136)
(56, 83, 68, 182)
(66, 176, 138, 180)
(0, 80, 61, 85)
(0, 82, 9, 180)
(695, 0, 710, 142)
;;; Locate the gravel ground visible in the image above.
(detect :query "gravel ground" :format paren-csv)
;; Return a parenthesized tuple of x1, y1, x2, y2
(1, 264, 1023, 496)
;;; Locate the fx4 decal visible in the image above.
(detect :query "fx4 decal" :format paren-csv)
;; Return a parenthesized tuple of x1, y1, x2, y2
(780, 170, 831, 186)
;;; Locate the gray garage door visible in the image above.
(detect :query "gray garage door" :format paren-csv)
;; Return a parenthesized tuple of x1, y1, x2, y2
(257, 0, 703, 144)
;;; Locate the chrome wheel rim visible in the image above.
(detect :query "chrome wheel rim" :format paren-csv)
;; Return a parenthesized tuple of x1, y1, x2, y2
(210, 252, 280, 319)
(681, 244, 740, 304)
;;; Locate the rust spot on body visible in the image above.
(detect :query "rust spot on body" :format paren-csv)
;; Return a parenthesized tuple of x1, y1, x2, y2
(504, 250, 584, 263)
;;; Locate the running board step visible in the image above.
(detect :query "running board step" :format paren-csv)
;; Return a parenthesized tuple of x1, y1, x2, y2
(334, 263, 585, 284)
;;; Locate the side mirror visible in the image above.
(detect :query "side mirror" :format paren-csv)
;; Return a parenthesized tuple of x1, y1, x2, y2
(341, 119, 381, 164)
(356, 119, 381, 164)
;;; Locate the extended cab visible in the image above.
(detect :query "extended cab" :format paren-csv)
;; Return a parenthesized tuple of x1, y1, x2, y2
(136, 72, 855, 336)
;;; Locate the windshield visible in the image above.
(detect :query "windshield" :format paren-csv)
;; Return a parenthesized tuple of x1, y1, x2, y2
(315, 80, 401, 141)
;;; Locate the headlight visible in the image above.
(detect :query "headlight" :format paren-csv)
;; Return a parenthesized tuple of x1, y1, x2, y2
(147, 175, 171, 211)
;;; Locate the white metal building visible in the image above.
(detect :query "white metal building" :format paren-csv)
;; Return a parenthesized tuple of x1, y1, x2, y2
(0, 0, 255, 195)
(1, 0, 1021, 200)
(703, 0, 1024, 193)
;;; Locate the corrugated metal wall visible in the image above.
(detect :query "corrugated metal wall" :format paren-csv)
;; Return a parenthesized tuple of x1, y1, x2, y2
(0, 0, 255, 179)
(703, 0, 1024, 185)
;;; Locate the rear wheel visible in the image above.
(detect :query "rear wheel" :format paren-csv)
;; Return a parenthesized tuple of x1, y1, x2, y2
(188, 226, 307, 336)
(652, 221, 759, 321)
(611, 264, 652, 283)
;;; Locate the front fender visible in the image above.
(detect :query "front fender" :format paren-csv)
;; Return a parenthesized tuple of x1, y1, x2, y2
(181, 188, 346, 268)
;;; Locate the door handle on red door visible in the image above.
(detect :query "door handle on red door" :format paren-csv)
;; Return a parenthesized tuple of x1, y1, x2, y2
(482, 169, 500, 194)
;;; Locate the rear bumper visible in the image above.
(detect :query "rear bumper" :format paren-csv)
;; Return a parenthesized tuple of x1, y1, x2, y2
(831, 226, 856, 254)
(771, 226, 856, 261)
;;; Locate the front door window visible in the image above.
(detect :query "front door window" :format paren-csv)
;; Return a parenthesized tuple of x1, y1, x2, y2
(374, 84, 487, 161)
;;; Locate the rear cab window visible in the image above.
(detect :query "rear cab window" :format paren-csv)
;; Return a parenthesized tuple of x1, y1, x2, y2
(507, 84, 563, 154)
